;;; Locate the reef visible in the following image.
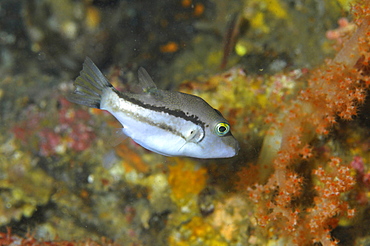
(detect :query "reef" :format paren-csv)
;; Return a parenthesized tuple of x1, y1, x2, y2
(0, 0, 370, 245)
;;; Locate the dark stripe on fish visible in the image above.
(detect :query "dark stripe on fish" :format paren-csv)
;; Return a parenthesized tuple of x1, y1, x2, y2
(118, 92, 205, 128)
(117, 92, 206, 142)
(128, 111, 189, 141)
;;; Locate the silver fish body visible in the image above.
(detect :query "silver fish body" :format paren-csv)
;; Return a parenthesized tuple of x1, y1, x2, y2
(68, 57, 239, 158)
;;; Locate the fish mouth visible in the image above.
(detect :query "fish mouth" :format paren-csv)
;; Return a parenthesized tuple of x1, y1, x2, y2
(230, 140, 240, 157)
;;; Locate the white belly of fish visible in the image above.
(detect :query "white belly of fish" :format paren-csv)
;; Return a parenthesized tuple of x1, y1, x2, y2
(101, 89, 202, 157)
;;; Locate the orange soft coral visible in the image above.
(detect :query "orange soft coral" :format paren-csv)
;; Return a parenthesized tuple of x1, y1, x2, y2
(246, 0, 370, 245)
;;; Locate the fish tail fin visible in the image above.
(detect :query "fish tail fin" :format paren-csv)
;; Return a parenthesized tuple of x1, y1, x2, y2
(68, 57, 113, 109)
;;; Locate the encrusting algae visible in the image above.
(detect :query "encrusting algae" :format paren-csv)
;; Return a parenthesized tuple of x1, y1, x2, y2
(168, 159, 208, 204)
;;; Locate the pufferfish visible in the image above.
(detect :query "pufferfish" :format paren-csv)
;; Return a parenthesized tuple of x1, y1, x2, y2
(68, 57, 239, 158)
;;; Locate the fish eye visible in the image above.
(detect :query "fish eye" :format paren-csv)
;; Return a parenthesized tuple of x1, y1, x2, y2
(215, 122, 230, 136)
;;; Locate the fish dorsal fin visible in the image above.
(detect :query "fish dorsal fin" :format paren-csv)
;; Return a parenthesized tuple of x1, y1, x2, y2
(138, 67, 157, 93)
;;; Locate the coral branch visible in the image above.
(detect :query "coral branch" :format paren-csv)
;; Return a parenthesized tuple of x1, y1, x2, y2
(247, 0, 370, 245)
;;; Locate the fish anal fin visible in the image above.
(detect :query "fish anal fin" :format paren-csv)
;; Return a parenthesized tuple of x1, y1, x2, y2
(106, 128, 129, 147)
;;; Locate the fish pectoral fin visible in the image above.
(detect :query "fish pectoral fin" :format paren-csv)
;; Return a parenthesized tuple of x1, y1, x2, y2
(177, 138, 188, 152)
(138, 67, 157, 93)
(106, 128, 129, 147)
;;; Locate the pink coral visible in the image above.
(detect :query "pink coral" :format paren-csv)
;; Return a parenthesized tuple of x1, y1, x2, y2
(38, 128, 62, 157)
(12, 96, 97, 157)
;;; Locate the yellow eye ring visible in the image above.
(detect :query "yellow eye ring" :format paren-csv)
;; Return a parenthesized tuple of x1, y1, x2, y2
(215, 122, 230, 136)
